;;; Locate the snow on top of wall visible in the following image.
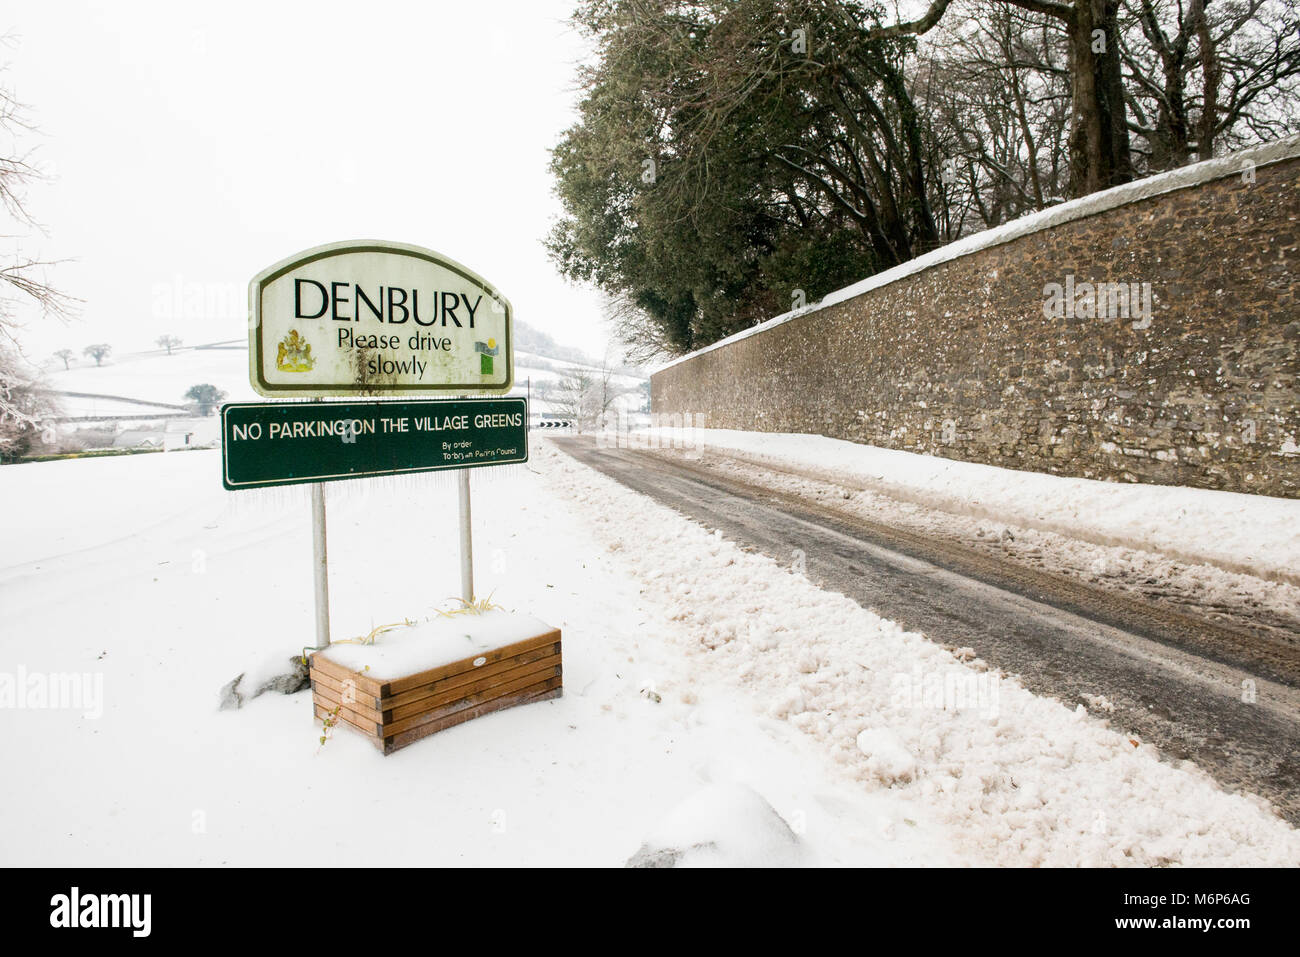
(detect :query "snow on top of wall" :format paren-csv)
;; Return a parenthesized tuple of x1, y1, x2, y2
(652, 133, 1300, 374)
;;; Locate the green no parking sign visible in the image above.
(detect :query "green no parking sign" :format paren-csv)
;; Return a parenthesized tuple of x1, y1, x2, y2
(220, 397, 528, 490)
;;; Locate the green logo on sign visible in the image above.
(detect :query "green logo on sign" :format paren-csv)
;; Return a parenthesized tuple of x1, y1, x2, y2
(475, 338, 499, 375)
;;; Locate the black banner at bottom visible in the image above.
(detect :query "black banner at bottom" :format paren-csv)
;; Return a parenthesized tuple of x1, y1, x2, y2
(2, 867, 1287, 944)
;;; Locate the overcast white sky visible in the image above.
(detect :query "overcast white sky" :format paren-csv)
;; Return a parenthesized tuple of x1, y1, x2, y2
(4, 0, 607, 363)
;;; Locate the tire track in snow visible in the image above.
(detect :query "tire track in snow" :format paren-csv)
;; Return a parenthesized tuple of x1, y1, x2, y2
(553, 436, 1300, 826)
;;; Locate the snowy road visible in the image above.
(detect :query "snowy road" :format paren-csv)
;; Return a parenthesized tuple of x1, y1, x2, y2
(554, 436, 1300, 823)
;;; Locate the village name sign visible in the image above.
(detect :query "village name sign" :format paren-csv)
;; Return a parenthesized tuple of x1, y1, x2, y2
(249, 240, 513, 395)
(222, 240, 526, 650)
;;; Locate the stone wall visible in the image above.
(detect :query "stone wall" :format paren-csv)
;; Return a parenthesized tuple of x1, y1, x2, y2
(651, 141, 1300, 498)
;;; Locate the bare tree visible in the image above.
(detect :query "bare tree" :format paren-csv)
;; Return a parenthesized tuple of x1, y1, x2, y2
(912, 0, 1299, 229)
(552, 369, 600, 428)
(916, 3, 1074, 233)
(0, 343, 57, 458)
(866, 0, 1134, 195)
(0, 57, 77, 345)
(595, 341, 633, 419)
(0, 43, 77, 440)
(1119, 0, 1300, 170)
(552, 354, 629, 430)
(156, 334, 183, 355)
(606, 291, 681, 366)
(83, 343, 111, 366)
(53, 347, 73, 370)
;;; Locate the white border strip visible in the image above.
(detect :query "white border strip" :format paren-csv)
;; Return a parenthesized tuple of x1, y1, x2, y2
(652, 134, 1300, 374)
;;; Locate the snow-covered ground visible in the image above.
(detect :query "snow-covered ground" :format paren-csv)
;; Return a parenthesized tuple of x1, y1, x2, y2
(641, 428, 1300, 586)
(44, 345, 261, 407)
(1, 439, 1296, 866)
(46, 394, 189, 419)
(0, 445, 947, 866)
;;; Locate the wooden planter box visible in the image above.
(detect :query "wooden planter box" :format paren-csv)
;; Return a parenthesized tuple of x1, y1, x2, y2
(310, 625, 562, 755)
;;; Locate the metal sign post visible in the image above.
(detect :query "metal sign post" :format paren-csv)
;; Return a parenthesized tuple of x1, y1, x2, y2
(309, 395, 331, 651)
(458, 470, 474, 604)
(311, 482, 331, 650)
(223, 395, 529, 640)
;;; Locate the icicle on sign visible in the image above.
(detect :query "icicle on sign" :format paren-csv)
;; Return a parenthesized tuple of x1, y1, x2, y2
(248, 240, 513, 396)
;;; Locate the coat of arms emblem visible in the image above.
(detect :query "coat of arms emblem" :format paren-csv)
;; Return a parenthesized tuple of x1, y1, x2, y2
(275, 329, 315, 372)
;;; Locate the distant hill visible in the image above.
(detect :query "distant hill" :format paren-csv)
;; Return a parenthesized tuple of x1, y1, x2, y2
(514, 321, 595, 367)
(515, 320, 645, 378)
(36, 326, 647, 421)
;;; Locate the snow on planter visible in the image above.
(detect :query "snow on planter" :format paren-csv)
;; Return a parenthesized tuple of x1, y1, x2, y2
(309, 609, 562, 754)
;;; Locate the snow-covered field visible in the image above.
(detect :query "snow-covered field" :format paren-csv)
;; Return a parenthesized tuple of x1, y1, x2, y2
(44, 346, 261, 407)
(2, 438, 1296, 866)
